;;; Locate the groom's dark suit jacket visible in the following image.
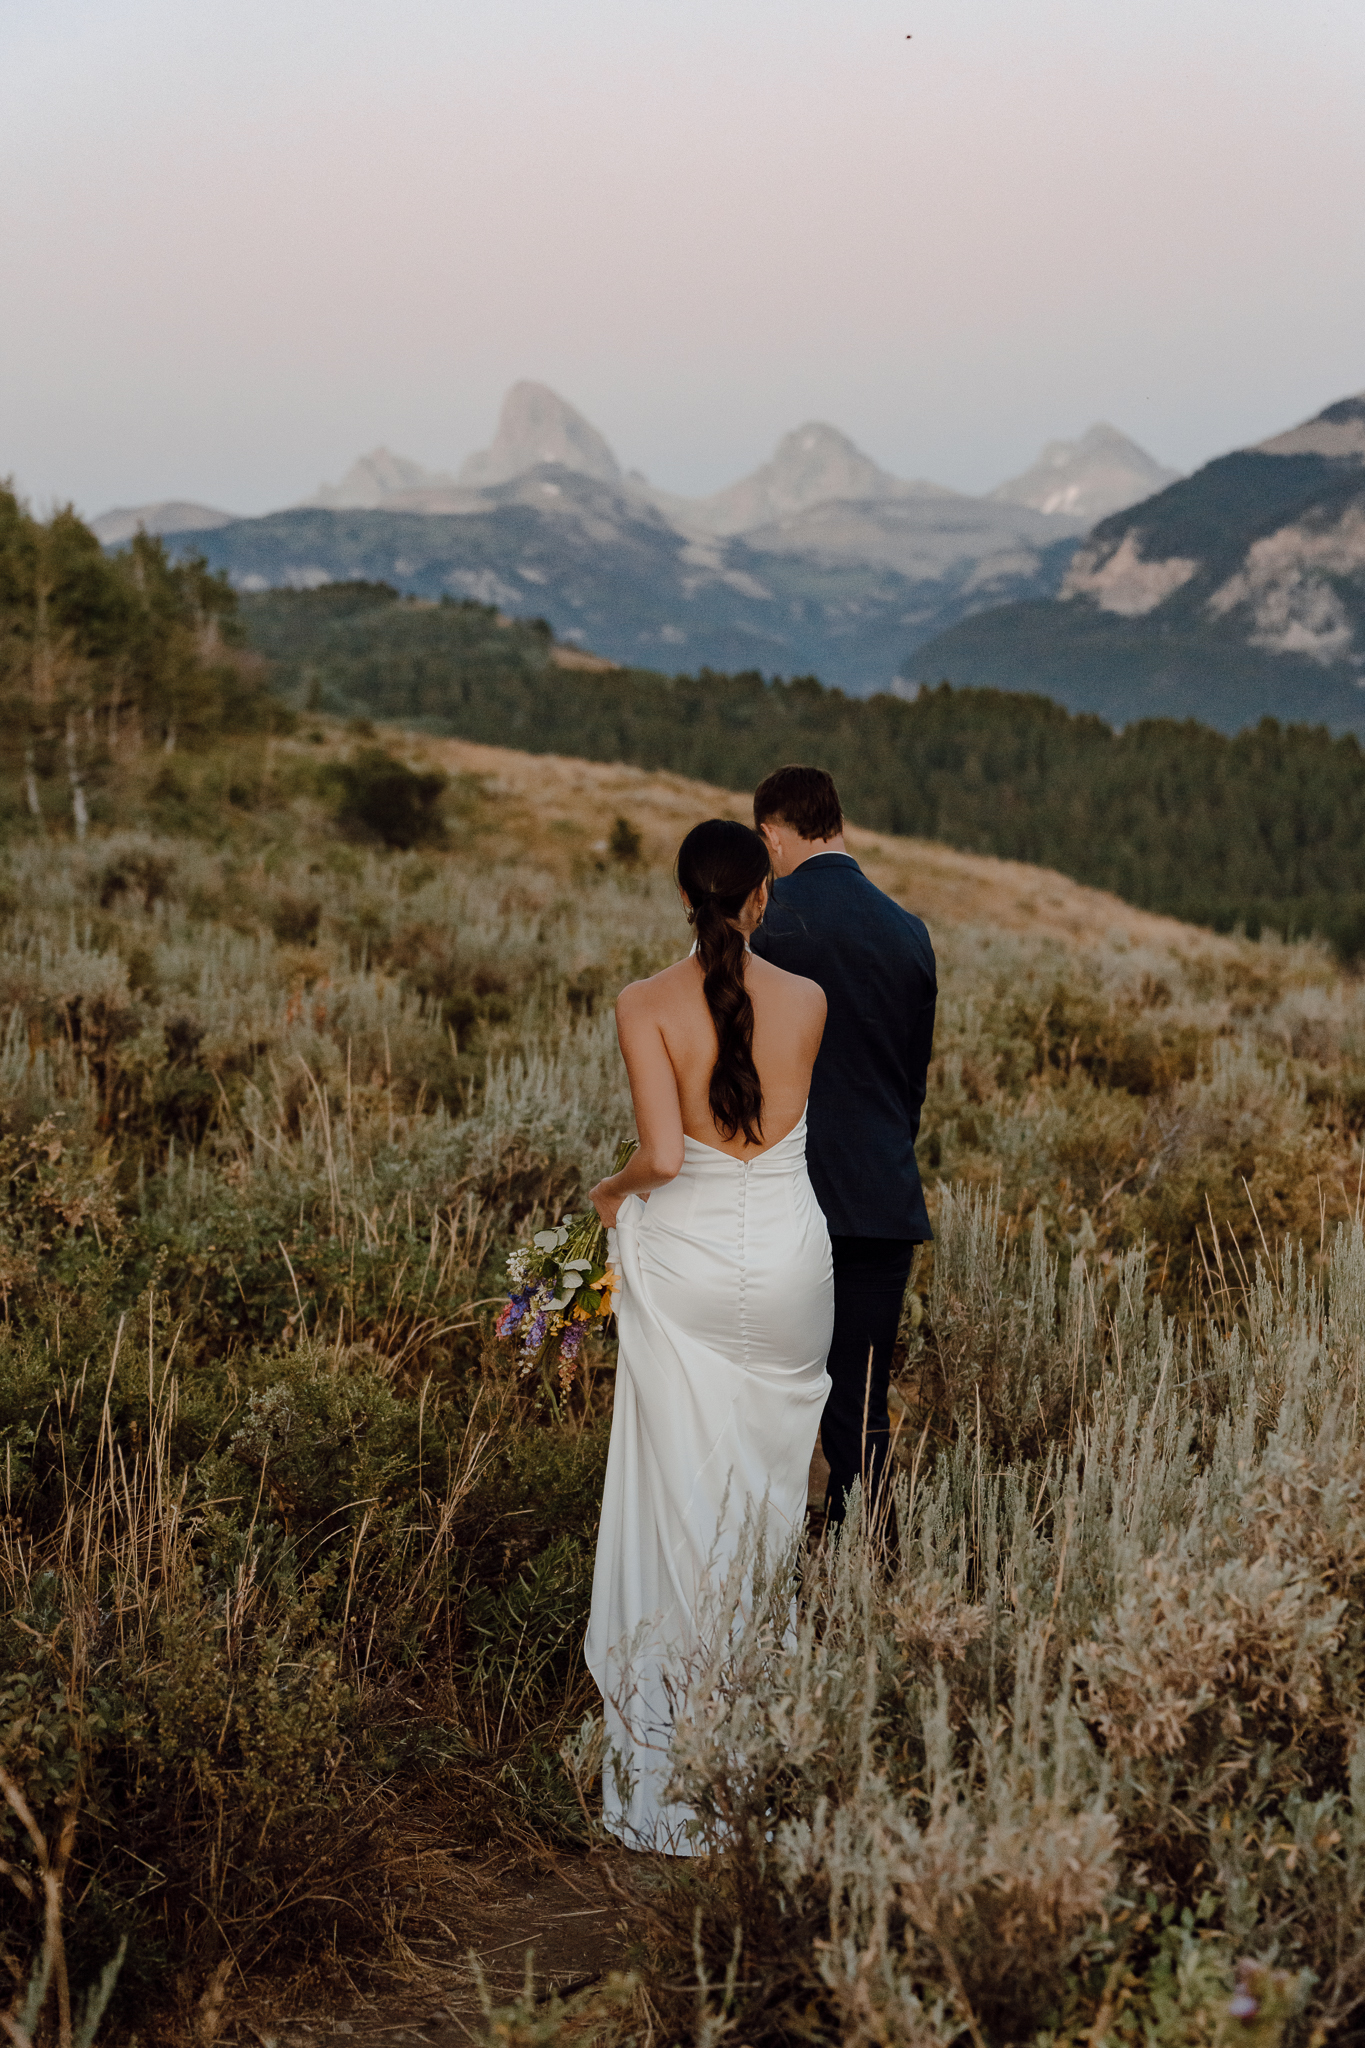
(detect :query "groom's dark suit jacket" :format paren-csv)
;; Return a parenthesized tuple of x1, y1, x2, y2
(751, 853, 937, 1240)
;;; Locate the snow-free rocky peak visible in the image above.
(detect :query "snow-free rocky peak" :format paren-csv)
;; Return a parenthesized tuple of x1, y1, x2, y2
(906, 383, 1365, 733)
(671, 423, 948, 538)
(990, 424, 1181, 524)
(458, 382, 623, 489)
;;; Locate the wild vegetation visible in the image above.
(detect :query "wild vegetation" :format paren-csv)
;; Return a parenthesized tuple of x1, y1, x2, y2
(7, 501, 1365, 2042)
(243, 580, 1365, 958)
(0, 485, 275, 843)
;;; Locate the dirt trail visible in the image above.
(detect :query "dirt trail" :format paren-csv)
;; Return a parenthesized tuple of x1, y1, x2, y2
(228, 1844, 629, 2046)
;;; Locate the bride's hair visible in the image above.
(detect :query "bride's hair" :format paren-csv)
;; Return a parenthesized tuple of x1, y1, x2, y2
(676, 819, 771, 1146)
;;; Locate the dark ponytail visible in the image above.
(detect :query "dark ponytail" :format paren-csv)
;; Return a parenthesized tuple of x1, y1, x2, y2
(676, 819, 771, 1146)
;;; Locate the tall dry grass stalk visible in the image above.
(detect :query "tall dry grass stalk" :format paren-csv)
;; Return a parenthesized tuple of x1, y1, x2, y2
(0, 1765, 124, 2048)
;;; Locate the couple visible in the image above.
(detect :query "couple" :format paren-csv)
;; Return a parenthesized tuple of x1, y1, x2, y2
(583, 763, 938, 1854)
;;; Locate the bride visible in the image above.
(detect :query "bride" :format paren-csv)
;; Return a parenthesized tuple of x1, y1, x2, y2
(584, 818, 835, 1853)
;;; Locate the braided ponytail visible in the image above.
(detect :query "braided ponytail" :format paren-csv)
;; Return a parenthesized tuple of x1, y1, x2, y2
(676, 819, 771, 1146)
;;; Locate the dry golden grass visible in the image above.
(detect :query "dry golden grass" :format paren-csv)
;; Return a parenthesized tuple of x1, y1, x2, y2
(402, 731, 1240, 956)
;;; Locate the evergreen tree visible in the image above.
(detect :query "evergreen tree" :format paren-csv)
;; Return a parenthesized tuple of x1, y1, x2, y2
(0, 487, 261, 835)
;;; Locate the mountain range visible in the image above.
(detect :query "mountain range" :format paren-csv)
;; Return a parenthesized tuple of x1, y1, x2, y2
(97, 382, 1365, 734)
(909, 391, 1365, 732)
(90, 384, 1169, 694)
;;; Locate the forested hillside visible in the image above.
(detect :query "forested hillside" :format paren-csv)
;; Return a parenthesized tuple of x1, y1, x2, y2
(243, 581, 1365, 957)
(0, 486, 275, 835)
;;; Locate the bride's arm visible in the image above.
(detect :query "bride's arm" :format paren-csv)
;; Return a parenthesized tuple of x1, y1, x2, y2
(589, 983, 685, 1228)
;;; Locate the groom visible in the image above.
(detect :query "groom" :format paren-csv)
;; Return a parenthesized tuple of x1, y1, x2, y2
(750, 764, 937, 1528)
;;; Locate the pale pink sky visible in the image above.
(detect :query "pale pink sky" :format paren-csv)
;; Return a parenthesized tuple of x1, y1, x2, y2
(2, 0, 1363, 516)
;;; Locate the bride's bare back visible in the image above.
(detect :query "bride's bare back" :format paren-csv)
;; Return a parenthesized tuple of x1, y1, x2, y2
(615, 950, 826, 1164)
(588, 818, 826, 1227)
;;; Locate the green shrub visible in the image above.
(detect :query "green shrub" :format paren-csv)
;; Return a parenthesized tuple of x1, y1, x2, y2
(330, 747, 447, 849)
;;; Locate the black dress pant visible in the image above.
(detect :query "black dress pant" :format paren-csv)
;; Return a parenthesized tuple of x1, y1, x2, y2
(822, 1236, 917, 1525)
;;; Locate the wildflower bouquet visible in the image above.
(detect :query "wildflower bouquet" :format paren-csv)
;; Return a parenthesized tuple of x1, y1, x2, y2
(496, 1138, 637, 1388)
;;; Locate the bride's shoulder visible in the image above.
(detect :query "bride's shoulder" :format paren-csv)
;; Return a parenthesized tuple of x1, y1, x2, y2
(614, 957, 697, 1017)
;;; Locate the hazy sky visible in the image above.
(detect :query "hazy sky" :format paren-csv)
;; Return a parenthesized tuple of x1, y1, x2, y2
(2, 0, 1363, 517)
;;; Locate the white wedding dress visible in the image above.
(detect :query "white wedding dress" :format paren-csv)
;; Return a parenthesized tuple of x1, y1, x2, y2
(584, 1111, 833, 1853)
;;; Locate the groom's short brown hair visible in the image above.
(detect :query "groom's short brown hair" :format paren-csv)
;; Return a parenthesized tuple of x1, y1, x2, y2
(753, 764, 843, 844)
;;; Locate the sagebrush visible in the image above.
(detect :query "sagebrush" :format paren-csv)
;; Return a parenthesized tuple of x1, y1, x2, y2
(2, 716, 1365, 2042)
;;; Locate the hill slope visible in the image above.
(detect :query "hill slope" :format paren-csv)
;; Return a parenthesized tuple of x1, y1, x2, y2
(418, 730, 1245, 956)
(241, 583, 1365, 955)
(910, 392, 1365, 733)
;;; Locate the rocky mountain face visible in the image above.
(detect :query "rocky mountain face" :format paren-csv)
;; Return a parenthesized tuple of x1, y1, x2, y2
(88, 386, 1365, 728)
(990, 423, 1182, 522)
(96, 383, 1173, 693)
(909, 392, 1365, 734)
(458, 381, 623, 489)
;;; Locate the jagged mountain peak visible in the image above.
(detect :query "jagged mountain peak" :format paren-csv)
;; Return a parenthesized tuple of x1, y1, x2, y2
(458, 381, 623, 489)
(990, 424, 1181, 523)
(745, 421, 912, 507)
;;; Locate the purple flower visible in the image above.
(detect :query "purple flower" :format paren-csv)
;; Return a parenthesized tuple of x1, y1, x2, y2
(559, 1321, 586, 1361)
(521, 1308, 550, 1354)
(496, 1291, 530, 1338)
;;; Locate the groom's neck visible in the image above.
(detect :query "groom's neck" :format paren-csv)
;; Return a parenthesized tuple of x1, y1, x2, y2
(770, 829, 847, 878)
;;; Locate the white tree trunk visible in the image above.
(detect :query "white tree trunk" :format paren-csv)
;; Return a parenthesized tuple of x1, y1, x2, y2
(24, 742, 41, 820)
(65, 713, 88, 842)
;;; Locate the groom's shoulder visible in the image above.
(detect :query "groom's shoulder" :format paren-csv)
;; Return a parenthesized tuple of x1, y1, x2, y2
(778, 857, 931, 940)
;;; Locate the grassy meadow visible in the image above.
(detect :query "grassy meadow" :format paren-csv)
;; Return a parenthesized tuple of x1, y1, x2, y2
(6, 710, 1365, 2043)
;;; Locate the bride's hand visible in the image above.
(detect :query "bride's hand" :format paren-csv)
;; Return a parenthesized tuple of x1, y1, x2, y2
(589, 1179, 622, 1229)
